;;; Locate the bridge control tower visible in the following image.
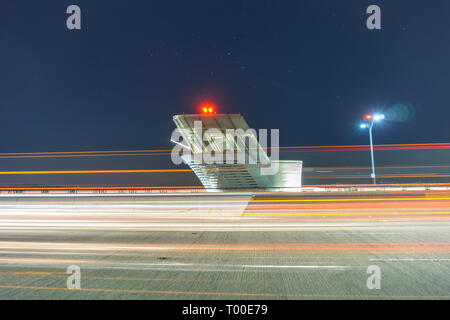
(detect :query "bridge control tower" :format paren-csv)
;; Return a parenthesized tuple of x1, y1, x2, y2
(171, 111, 302, 192)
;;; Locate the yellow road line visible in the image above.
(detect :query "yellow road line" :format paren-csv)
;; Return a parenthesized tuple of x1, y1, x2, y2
(242, 211, 450, 216)
(0, 271, 258, 283)
(1, 211, 448, 216)
(2, 142, 447, 156)
(0, 153, 170, 159)
(0, 169, 191, 175)
(0, 284, 448, 299)
(0, 272, 208, 283)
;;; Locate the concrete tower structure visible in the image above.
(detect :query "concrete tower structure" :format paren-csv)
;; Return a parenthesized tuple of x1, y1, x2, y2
(172, 113, 302, 192)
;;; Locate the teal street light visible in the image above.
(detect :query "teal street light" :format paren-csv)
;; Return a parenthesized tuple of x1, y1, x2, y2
(359, 113, 385, 185)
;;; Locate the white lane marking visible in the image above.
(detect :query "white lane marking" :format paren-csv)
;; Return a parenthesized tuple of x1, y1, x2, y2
(0, 250, 123, 256)
(0, 221, 386, 227)
(240, 265, 351, 269)
(0, 213, 255, 220)
(0, 264, 353, 273)
(370, 258, 450, 262)
(326, 232, 415, 234)
(0, 250, 359, 264)
(0, 260, 353, 271)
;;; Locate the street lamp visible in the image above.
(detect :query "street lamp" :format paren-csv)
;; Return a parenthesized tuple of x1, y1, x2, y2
(359, 113, 385, 185)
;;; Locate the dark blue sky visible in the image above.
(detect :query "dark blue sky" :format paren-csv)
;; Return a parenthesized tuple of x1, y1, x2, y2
(1, 0, 449, 153)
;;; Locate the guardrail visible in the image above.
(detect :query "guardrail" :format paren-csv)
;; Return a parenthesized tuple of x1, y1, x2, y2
(0, 185, 449, 194)
(0, 188, 207, 194)
(301, 185, 450, 192)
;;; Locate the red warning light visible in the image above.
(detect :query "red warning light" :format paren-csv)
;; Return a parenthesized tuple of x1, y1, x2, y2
(201, 105, 215, 114)
(364, 114, 373, 121)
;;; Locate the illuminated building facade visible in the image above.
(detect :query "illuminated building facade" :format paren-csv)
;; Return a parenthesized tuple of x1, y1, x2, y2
(172, 112, 302, 192)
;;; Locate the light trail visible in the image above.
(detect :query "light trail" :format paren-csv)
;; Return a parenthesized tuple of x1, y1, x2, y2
(2, 170, 449, 177)
(1, 183, 449, 192)
(0, 169, 190, 175)
(0, 167, 262, 175)
(0, 149, 171, 156)
(0, 142, 449, 159)
(280, 143, 450, 149)
(305, 182, 450, 187)
(310, 165, 450, 170)
(0, 186, 203, 190)
(0, 241, 449, 253)
(0, 270, 350, 283)
(0, 190, 449, 299)
(0, 142, 448, 189)
(3, 196, 450, 203)
(310, 174, 450, 179)
(0, 153, 170, 159)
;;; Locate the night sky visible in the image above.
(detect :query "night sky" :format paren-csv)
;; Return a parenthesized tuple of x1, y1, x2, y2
(1, 0, 450, 154)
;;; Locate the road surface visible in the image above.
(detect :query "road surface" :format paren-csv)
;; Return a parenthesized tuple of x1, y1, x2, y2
(0, 191, 449, 299)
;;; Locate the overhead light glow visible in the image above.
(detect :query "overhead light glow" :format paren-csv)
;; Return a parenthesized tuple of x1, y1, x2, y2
(373, 114, 385, 121)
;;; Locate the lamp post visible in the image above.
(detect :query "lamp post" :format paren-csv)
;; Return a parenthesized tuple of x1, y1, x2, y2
(360, 114, 384, 185)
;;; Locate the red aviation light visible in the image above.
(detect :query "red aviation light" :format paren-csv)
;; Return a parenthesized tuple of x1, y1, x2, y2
(201, 105, 216, 114)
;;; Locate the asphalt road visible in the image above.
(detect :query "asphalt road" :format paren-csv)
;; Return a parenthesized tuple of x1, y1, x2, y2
(0, 191, 449, 299)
